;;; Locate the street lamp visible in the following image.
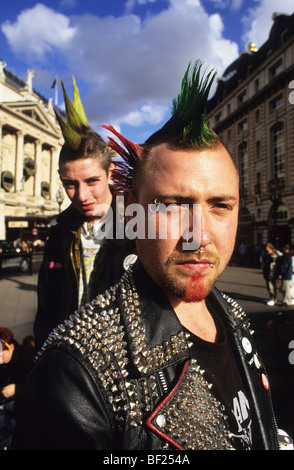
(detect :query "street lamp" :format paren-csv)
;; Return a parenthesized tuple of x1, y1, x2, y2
(56, 188, 64, 213)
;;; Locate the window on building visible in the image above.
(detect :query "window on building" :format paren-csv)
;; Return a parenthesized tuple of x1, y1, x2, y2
(239, 207, 252, 224)
(255, 109, 260, 123)
(256, 140, 261, 159)
(281, 29, 289, 44)
(238, 90, 247, 105)
(269, 204, 289, 226)
(269, 94, 284, 113)
(276, 205, 288, 225)
(255, 79, 259, 93)
(215, 112, 222, 124)
(269, 59, 283, 79)
(238, 141, 249, 195)
(271, 122, 286, 183)
(255, 172, 261, 194)
(238, 119, 247, 133)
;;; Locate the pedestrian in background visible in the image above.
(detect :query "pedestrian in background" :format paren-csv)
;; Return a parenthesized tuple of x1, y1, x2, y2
(290, 246, 294, 303)
(0, 327, 34, 448)
(238, 241, 247, 266)
(262, 243, 278, 306)
(276, 244, 293, 306)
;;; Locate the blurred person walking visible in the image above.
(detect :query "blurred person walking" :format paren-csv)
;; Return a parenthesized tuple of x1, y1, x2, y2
(276, 244, 293, 306)
(262, 243, 278, 306)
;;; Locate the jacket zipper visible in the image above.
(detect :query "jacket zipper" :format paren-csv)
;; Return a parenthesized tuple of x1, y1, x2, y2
(158, 370, 168, 394)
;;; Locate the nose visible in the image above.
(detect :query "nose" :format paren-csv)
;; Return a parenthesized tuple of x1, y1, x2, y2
(75, 183, 88, 203)
(182, 206, 214, 251)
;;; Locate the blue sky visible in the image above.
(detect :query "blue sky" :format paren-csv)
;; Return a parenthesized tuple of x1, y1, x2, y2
(1, 0, 293, 143)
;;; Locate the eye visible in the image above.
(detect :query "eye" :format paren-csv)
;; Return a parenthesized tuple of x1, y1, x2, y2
(213, 202, 233, 212)
(86, 178, 101, 186)
(62, 181, 76, 189)
(148, 199, 191, 219)
(149, 198, 180, 211)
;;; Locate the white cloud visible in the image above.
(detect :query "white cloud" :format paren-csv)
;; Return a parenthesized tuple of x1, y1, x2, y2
(123, 103, 169, 126)
(60, 0, 79, 8)
(69, 1, 238, 125)
(241, 0, 294, 48)
(125, 0, 158, 12)
(1, 3, 76, 60)
(1, 0, 239, 137)
(206, 0, 244, 11)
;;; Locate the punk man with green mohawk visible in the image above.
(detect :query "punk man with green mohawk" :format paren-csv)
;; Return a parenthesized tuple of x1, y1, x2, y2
(33, 77, 136, 350)
(14, 61, 286, 451)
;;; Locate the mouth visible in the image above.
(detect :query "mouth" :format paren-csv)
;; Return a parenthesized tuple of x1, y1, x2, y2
(80, 203, 95, 211)
(176, 258, 215, 273)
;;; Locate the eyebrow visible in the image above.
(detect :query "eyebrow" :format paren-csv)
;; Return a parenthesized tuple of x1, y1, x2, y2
(61, 176, 102, 183)
(207, 195, 239, 203)
(155, 194, 238, 203)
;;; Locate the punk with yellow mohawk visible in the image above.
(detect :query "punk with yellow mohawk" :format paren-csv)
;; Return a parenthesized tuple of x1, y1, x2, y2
(55, 76, 112, 171)
(33, 75, 136, 350)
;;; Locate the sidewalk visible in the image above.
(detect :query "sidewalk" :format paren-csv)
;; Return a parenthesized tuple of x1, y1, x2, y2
(216, 265, 294, 314)
(0, 271, 37, 343)
(0, 263, 293, 343)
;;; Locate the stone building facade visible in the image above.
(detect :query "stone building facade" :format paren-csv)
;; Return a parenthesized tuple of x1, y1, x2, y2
(0, 62, 66, 242)
(206, 12, 294, 259)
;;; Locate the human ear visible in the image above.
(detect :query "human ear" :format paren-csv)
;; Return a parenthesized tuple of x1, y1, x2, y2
(108, 163, 116, 183)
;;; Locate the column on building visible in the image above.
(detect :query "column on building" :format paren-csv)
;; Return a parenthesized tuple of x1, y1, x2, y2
(50, 146, 59, 201)
(0, 121, 5, 239)
(15, 130, 24, 192)
(34, 139, 42, 197)
(0, 121, 3, 181)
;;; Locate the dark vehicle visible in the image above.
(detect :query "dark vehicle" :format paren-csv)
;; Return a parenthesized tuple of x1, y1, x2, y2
(0, 241, 31, 274)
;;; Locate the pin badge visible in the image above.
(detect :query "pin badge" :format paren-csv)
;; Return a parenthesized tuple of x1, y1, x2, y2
(242, 337, 252, 354)
(254, 354, 261, 369)
(261, 373, 269, 390)
(155, 414, 166, 428)
(123, 254, 138, 271)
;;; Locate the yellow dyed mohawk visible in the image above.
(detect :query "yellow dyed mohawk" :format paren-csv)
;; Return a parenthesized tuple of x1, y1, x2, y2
(55, 76, 91, 151)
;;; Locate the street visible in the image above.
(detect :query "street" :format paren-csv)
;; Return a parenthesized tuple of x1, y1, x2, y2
(0, 253, 42, 342)
(0, 257, 293, 439)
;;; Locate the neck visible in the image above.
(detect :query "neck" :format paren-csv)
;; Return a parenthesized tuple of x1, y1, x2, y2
(170, 298, 217, 343)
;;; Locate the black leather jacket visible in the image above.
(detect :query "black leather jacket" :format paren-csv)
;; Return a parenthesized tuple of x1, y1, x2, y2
(13, 262, 280, 450)
(34, 198, 136, 350)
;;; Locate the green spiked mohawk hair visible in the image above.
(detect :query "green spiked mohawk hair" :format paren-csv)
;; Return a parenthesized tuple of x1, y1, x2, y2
(146, 60, 219, 148)
(103, 60, 219, 191)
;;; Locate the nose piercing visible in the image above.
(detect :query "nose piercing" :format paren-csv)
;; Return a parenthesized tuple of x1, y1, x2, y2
(195, 236, 215, 254)
(196, 246, 206, 253)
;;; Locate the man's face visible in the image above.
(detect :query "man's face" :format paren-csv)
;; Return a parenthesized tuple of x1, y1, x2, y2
(59, 158, 113, 220)
(127, 143, 239, 306)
